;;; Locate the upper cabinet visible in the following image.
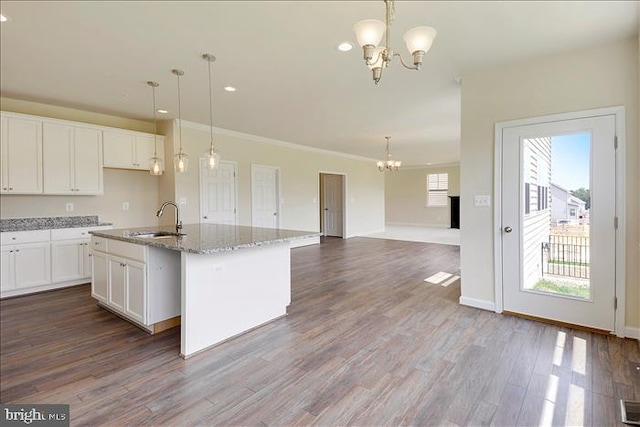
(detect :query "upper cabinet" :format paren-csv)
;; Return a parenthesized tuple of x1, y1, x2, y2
(0, 111, 164, 196)
(0, 115, 43, 194)
(103, 130, 164, 171)
(43, 123, 104, 195)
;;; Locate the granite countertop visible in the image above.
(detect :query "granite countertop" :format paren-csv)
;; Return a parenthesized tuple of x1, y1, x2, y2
(1, 216, 113, 232)
(90, 224, 319, 254)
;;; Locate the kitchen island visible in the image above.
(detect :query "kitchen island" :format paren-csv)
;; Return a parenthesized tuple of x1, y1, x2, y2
(90, 223, 318, 358)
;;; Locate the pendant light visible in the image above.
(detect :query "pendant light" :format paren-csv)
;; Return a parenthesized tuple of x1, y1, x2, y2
(203, 53, 221, 170)
(147, 81, 163, 176)
(172, 69, 189, 173)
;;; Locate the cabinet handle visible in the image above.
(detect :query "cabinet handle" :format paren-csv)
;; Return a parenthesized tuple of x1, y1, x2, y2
(11, 237, 16, 240)
(9, 187, 13, 190)
(2, 187, 6, 190)
(15, 249, 19, 253)
(88, 254, 92, 257)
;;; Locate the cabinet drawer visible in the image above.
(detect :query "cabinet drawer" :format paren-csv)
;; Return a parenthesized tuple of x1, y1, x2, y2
(108, 239, 146, 262)
(51, 226, 112, 241)
(91, 236, 109, 253)
(1, 229, 50, 245)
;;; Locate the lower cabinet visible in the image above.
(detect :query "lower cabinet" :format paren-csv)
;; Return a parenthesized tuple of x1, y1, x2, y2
(91, 236, 180, 330)
(1, 242, 51, 291)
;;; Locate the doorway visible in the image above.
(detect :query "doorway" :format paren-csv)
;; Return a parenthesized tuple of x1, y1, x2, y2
(319, 173, 345, 237)
(495, 107, 625, 334)
(251, 165, 280, 229)
(199, 160, 238, 225)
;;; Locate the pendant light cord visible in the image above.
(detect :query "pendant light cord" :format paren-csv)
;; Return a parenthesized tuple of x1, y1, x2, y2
(208, 58, 214, 147)
(176, 72, 183, 153)
(152, 84, 158, 157)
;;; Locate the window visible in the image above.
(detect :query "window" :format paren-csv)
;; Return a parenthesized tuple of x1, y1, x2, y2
(426, 173, 448, 207)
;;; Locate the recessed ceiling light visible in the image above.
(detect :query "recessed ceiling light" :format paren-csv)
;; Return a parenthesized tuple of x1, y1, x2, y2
(0, 14, 8, 22)
(157, 109, 168, 114)
(337, 42, 353, 52)
(224, 86, 236, 92)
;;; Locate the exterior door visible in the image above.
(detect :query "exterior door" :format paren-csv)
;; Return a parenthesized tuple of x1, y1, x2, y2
(251, 165, 279, 229)
(321, 174, 344, 237)
(501, 113, 617, 331)
(200, 160, 237, 225)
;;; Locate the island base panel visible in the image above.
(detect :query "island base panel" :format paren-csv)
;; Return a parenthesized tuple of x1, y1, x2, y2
(181, 242, 291, 357)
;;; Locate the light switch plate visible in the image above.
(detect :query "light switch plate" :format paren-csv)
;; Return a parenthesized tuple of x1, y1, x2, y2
(122, 202, 129, 211)
(474, 195, 491, 207)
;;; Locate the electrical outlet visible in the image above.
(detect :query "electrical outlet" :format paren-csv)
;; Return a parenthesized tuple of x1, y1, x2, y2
(65, 203, 74, 212)
(474, 195, 491, 207)
(122, 202, 129, 211)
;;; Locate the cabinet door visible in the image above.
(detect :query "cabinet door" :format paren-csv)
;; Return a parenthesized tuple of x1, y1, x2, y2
(3, 117, 43, 194)
(91, 251, 108, 303)
(108, 256, 126, 312)
(51, 239, 84, 283)
(74, 127, 103, 194)
(1, 246, 14, 291)
(126, 260, 146, 323)
(13, 242, 51, 289)
(133, 135, 156, 170)
(82, 242, 93, 279)
(43, 123, 74, 193)
(103, 131, 135, 168)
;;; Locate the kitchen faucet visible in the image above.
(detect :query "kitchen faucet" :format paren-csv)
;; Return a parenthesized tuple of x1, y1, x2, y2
(156, 201, 182, 234)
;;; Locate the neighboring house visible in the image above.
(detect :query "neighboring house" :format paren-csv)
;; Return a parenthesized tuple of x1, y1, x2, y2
(522, 137, 552, 290)
(550, 182, 587, 225)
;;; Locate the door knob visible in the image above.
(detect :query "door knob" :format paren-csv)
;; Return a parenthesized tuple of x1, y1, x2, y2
(504, 226, 513, 233)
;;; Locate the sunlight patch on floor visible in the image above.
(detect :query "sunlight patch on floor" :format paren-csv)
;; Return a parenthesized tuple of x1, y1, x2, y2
(424, 272, 460, 286)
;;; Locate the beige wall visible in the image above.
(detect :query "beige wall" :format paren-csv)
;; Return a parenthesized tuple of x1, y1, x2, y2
(385, 165, 460, 227)
(0, 98, 162, 228)
(163, 122, 385, 236)
(460, 37, 639, 330)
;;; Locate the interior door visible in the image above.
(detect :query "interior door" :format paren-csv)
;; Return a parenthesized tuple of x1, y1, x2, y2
(251, 165, 279, 229)
(200, 160, 237, 225)
(322, 174, 344, 237)
(501, 114, 617, 331)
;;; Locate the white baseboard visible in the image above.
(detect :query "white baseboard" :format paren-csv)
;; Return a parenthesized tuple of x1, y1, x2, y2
(386, 222, 450, 228)
(350, 228, 385, 238)
(459, 296, 496, 312)
(290, 236, 320, 248)
(625, 326, 640, 340)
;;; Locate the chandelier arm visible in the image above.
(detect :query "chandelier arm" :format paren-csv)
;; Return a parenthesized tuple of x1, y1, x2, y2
(394, 52, 419, 70)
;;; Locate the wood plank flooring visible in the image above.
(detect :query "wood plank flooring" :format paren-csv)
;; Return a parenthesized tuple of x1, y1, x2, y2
(1, 237, 638, 426)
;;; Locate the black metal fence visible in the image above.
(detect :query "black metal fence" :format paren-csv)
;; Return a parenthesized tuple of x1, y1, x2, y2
(541, 235, 590, 279)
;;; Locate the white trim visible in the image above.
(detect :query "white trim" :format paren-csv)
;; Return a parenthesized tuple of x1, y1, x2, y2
(350, 228, 386, 238)
(624, 326, 640, 340)
(180, 119, 376, 163)
(386, 222, 450, 228)
(459, 296, 496, 312)
(250, 164, 281, 229)
(400, 162, 461, 170)
(494, 106, 626, 335)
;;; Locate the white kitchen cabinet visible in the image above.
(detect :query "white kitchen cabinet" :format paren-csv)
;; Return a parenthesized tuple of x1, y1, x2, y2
(43, 123, 103, 195)
(92, 250, 108, 303)
(103, 130, 164, 171)
(0, 115, 43, 194)
(51, 239, 85, 282)
(1, 230, 51, 292)
(90, 236, 179, 330)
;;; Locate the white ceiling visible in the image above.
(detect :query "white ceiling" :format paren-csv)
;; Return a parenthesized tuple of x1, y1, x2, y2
(0, 1, 637, 166)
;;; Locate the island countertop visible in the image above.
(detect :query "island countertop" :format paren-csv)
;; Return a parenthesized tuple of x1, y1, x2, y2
(89, 223, 319, 254)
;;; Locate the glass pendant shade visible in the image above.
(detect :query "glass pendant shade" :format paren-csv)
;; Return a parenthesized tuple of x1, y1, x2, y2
(149, 156, 163, 176)
(353, 19, 385, 47)
(174, 150, 189, 173)
(403, 26, 437, 54)
(206, 145, 220, 170)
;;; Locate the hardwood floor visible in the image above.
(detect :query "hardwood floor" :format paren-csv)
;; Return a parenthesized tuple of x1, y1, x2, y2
(1, 237, 638, 426)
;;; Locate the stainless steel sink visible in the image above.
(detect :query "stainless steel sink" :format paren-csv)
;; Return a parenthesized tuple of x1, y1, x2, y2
(131, 231, 185, 239)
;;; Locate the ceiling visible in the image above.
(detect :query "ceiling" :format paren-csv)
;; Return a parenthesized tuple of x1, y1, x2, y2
(0, 1, 637, 166)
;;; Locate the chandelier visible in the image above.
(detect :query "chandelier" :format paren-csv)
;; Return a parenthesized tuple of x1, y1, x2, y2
(377, 136, 402, 172)
(353, 0, 437, 85)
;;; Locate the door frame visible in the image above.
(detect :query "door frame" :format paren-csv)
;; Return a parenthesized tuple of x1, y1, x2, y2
(198, 159, 238, 225)
(493, 106, 626, 337)
(251, 164, 281, 228)
(319, 172, 347, 238)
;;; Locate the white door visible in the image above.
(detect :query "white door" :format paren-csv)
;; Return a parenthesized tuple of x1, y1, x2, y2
(125, 260, 146, 324)
(251, 165, 279, 229)
(501, 114, 617, 331)
(91, 250, 108, 302)
(43, 123, 73, 193)
(14, 243, 51, 289)
(74, 127, 102, 193)
(51, 240, 84, 282)
(322, 174, 344, 237)
(200, 160, 237, 225)
(108, 256, 126, 312)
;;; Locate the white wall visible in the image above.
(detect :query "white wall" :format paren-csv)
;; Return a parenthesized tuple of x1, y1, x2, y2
(460, 37, 639, 330)
(162, 121, 385, 236)
(385, 165, 460, 227)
